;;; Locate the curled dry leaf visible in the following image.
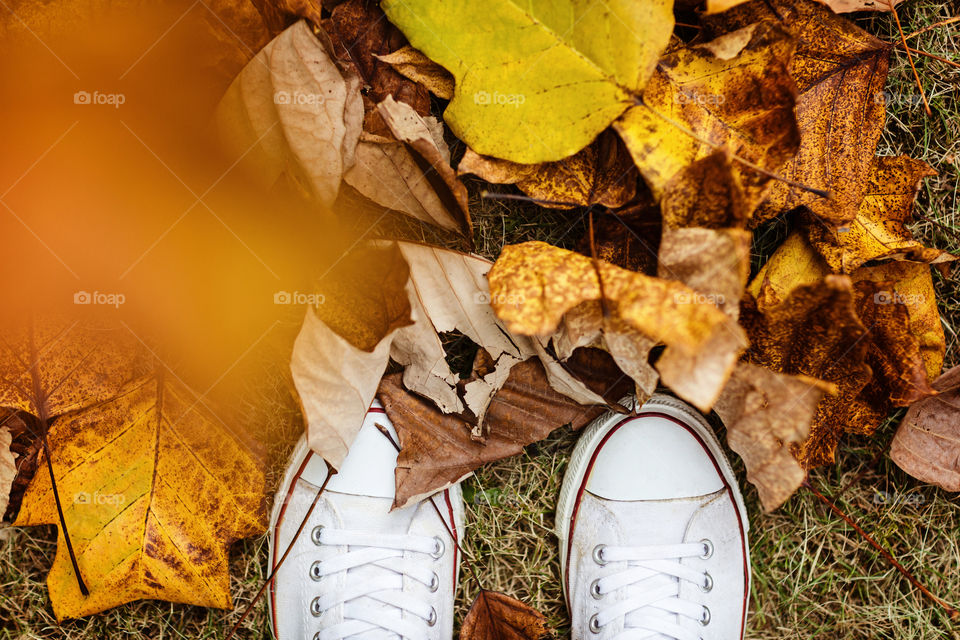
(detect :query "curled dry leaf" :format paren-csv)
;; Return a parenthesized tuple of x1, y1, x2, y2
(460, 589, 549, 640)
(1, 410, 34, 522)
(381, 0, 674, 163)
(804, 155, 954, 272)
(379, 350, 630, 509)
(377, 46, 455, 100)
(458, 130, 638, 209)
(488, 241, 746, 411)
(714, 362, 834, 511)
(891, 366, 960, 492)
(0, 421, 15, 520)
(707, 0, 891, 227)
(14, 370, 267, 620)
(215, 20, 364, 208)
(614, 22, 799, 223)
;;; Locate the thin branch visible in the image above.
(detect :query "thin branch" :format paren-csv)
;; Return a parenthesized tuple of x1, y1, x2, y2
(906, 46, 960, 70)
(903, 17, 960, 41)
(804, 479, 958, 620)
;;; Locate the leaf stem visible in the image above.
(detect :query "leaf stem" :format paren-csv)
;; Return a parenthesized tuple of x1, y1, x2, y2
(803, 478, 958, 620)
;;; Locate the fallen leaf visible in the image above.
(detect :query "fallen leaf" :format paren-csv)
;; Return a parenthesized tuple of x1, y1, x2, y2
(740, 276, 872, 468)
(1, 410, 36, 522)
(460, 589, 549, 640)
(714, 362, 834, 511)
(707, 0, 891, 226)
(708, 0, 907, 13)
(614, 22, 799, 222)
(14, 370, 266, 620)
(377, 46, 455, 99)
(291, 305, 403, 469)
(0, 421, 16, 520)
(890, 365, 960, 492)
(458, 131, 638, 209)
(659, 151, 751, 229)
(215, 20, 364, 208)
(804, 155, 954, 272)
(381, 0, 674, 163)
(380, 350, 629, 509)
(576, 206, 661, 274)
(249, 0, 323, 35)
(488, 241, 746, 411)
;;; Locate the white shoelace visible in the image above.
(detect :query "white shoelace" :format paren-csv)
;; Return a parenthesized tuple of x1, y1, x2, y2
(590, 540, 714, 640)
(308, 526, 445, 639)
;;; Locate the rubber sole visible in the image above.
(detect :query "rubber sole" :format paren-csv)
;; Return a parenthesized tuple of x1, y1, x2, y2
(555, 394, 751, 605)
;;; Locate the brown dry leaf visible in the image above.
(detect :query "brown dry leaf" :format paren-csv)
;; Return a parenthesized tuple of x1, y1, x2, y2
(575, 206, 661, 274)
(215, 20, 364, 208)
(460, 589, 549, 640)
(458, 131, 638, 209)
(1, 410, 35, 522)
(249, 0, 322, 35)
(291, 305, 404, 469)
(740, 276, 872, 468)
(660, 151, 751, 229)
(0, 422, 15, 520)
(14, 370, 266, 620)
(707, 0, 891, 227)
(380, 350, 629, 508)
(805, 155, 954, 272)
(706, 0, 904, 14)
(488, 241, 746, 411)
(714, 363, 834, 511)
(890, 366, 960, 492)
(377, 46, 455, 99)
(614, 22, 799, 224)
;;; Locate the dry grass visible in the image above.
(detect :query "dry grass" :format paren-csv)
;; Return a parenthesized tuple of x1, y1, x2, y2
(4, 4, 960, 640)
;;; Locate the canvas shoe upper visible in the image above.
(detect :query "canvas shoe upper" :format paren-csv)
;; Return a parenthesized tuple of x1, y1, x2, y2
(556, 394, 751, 640)
(269, 402, 464, 640)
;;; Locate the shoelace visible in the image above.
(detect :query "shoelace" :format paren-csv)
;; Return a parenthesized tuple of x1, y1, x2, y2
(307, 525, 445, 639)
(589, 540, 714, 640)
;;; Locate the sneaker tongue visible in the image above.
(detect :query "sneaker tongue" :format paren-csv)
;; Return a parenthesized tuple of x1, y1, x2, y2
(324, 411, 401, 499)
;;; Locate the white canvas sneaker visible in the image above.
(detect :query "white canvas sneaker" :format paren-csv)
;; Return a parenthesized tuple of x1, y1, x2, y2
(556, 394, 751, 640)
(269, 402, 464, 640)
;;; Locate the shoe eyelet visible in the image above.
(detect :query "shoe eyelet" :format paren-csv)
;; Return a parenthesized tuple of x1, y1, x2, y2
(429, 572, 440, 593)
(589, 613, 602, 634)
(427, 607, 438, 627)
(700, 538, 714, 560)
(430, 537, 445, 559)
(700, 605, 711, 626)
(309, 560, 322, 581)
(699, 571, 714, 593)
(310, 525, 324, 546)
(589, 578, 603, 600)
(309, 596, 323, 617)
(592, 545, 607, 566)
(313, 633, 320, 640)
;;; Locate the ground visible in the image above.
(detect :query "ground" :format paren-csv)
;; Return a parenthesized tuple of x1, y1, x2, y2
(2, 3, 960, 639)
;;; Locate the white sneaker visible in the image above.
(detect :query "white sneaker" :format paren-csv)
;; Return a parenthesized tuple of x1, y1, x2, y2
(556, 394, 751, 640)
(269, 402, 464, 640)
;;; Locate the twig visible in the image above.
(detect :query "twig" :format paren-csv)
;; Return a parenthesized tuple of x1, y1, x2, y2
(480, 190, 576, 208)
(888, 0, 933, 116)
(803, 478, 958, 620)
(906, 46, 960, 70)
(904, 17, 960, 41)
(224, 460, 337, 640)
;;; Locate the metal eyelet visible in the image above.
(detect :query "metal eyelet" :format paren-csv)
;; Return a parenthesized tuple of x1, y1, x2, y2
(430, 537, 445, 559)
(589, 613, 602, 633)
(309, 596, 323, 617)
(429, 572, 440, 593)
(313, 633, 321, 640)
(311, 525, 324, 546)
(700, 538, 714, 560)
(309, 560, 322, 581)
(590, 578, 603, 599)
(700, 605, 711, 626)
(592, 545, 607, 565)
(427, 607, 438, 627)
(699, 571, 714, 593)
